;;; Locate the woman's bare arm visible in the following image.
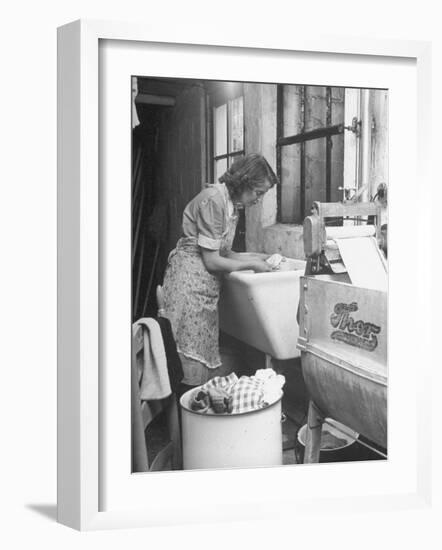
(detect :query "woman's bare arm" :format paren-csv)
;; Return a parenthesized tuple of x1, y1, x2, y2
(200, 248, 272, 274)
(222, 250, 270, 261)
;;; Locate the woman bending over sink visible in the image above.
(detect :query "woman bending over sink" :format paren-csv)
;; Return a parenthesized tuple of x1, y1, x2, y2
(160, 154, 278, 391)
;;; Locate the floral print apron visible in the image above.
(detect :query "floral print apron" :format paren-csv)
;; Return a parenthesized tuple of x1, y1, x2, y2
(161, 205, 238, 384)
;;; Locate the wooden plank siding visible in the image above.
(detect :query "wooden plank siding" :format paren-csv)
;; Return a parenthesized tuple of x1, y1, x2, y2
(369, 90, 389, 198)
(132, 82, 206, 319)
(330, 87, 345, 203)
(280, 85, 302, 223)
(157, 84, 206, 256)
(304, 86, 328, 215)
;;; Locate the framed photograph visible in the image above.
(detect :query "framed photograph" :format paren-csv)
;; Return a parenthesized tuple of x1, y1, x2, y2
(57, 19, 432, 530)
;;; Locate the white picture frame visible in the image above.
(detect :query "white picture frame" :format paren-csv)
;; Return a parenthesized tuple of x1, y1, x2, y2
(57, 19, 433, 531)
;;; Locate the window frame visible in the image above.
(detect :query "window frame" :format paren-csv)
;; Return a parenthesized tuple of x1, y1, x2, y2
(276, 84, 346, 223)
(206, 84, 245, 182)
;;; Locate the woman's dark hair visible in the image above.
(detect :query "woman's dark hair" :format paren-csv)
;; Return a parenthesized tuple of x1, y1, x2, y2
(218, 154, 279, 200)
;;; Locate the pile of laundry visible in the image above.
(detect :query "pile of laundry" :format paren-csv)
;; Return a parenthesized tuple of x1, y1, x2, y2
(188, 369, 285, 415)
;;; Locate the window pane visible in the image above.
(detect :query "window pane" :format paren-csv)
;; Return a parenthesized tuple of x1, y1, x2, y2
(304, 86, 327, 131)
(278, 84, 346, 223)
(229, 96, 244, 152)
(280, 144, 302, 223)
(228, 152, 244, 168)
(283, 85, 303, 137)
(214, 104, 227, 156)
(215, 158, 227, 182)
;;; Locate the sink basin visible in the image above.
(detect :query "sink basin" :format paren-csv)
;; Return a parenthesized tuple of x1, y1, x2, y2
(219, 258, 306, 359)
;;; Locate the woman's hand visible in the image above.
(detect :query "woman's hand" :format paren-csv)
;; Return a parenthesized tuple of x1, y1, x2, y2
(225, 251, 270, 261)
(251, 259, 273, 273)
(201, 249, 273, 274)
(248, 252, 271, 261)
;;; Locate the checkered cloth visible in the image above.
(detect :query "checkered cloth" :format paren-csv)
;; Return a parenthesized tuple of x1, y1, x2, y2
(200, 370, 284, 414)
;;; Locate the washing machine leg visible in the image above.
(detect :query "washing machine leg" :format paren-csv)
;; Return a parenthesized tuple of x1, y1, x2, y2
(304, 400, 323, 464)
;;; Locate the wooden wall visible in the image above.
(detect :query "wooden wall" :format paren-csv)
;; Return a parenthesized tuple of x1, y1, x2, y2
(369, 90, 389, 198)
(280, 85, 302, 223)
(157, 84, 206, 256)
(132, 82, 206, 319)
(244, 83, 278, 252)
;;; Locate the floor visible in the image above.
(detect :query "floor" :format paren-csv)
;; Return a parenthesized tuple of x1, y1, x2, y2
(281, 409, 300, 466)
(144, 332, 384, 470)
(218, 332, 310, 466)
(146, 392, 302, 467)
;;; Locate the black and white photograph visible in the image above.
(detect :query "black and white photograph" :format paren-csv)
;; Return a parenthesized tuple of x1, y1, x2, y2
(131, 76, 388, 472)
(4, 0, 438, 541)
(1, 0, 441, 542)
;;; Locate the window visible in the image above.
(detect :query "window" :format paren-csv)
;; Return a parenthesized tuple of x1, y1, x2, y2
(213, 95, 245, 179)
(206, 82, 246, 250)
(276, 85, 345, 224)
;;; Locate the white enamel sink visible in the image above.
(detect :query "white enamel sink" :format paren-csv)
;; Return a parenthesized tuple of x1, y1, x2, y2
(219, 258, 306, 359)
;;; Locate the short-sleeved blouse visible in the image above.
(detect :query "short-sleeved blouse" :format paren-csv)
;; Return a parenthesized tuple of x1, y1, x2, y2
(182, 183, 235, 250)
